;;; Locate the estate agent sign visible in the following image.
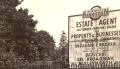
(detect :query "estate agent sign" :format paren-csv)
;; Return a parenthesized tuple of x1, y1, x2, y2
(69, 6, 120, 68)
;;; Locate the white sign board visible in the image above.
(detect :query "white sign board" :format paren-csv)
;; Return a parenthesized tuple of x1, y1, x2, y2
(69, 6, 120, 68)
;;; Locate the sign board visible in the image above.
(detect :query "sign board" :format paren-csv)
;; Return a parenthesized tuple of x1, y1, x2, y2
(69, 6, 120, 68)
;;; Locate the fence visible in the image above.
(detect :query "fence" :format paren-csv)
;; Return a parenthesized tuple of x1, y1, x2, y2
(0, 64, 68, 69)
(69, 63, 120, 69)
(0, 64, 120, 69)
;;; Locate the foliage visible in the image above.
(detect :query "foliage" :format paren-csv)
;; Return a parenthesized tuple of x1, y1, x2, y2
(0, 0, 39, 64)
(0, 0, 57, 66)
(36, 30, 55, 61)
(59, 31, 67, 48)
(57, 31, 68, 67)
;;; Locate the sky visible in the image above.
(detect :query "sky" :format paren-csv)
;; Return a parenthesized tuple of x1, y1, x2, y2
(17, 0, 120, 46)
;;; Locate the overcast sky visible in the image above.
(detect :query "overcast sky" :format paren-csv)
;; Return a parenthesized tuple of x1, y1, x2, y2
(18, 0, 120, 46)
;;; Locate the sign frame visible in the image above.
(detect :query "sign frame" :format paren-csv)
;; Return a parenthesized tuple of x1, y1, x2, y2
(68, 7, 120, 68)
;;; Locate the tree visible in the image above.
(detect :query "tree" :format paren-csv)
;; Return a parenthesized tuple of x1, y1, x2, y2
(59, 31, 67, 48)
(0, 0, 57, 65)
(58, 31, 68, 67)
(0, 0, 38, 64)
(36, 30, 56, 61)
